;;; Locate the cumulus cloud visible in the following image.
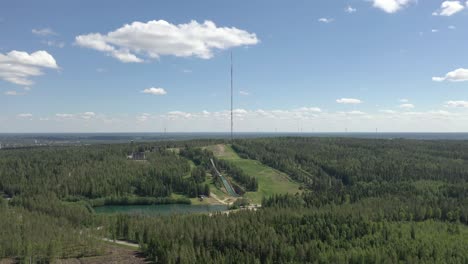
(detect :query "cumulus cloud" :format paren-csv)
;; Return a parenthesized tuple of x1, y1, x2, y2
(0, 50, 58, 86)
(81, 112, 96, 119)
(136, 113, 151, 122)
(234, 108, 248, 113)
(55, 112, 97, 120)
(32, 28, 57, 36)
(432, 1, 465, 16)
(296, 107, 322, 113)
(75, 20, 259, 63)
(433, 68, 468, 82)
(239, 90, 249, 96)
(17, 113, 33, 118)
(340, 110, 366, 115)
(445, 100, 468, 108)
(345, 6, 357, 13)
(380, 109, 397, 114)
(42, 40, 65, 48)
(4, 90, 24, 96)
(399, 103, 415, 109)
(166, 111, 192, 119)
(160, 107, 324, 122)
(336, 98, 362, 104)
(318, 18, 334, 23)
(371, 0, 414, 13)
(141, 87, 167, 95)
(448, 25, 456, 29)
(9, 107, 468, 132)
(431, 29, 439, 33)
(56, 113, 74, 118)
(399, 98, 409, 103)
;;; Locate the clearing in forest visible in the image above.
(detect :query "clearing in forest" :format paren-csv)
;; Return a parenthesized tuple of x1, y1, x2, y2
(205, 144, 301, 204)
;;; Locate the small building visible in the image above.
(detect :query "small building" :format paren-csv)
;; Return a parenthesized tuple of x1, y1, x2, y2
(127, 152, 146, 160)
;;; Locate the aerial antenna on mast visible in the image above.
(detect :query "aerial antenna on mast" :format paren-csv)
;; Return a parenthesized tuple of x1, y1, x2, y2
(230, 51, 234, 143)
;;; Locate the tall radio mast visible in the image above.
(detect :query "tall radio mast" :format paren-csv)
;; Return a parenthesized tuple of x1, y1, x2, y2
(230, 52, 233, 143)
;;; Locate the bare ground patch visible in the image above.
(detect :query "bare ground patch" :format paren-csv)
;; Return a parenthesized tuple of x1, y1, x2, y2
(55, 244, 147, 264)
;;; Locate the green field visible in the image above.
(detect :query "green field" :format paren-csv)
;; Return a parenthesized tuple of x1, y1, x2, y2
(206, 144, 301, 204)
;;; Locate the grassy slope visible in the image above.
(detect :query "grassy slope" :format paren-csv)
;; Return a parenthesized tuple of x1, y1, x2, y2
(206, 144, 301, 204)
(172, 148, 231, 205)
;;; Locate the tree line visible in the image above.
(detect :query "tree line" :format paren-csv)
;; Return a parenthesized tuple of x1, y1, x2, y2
(0, 142, 212, 203)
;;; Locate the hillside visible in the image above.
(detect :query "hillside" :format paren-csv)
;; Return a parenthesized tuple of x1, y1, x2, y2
(205, 144, 301, 204)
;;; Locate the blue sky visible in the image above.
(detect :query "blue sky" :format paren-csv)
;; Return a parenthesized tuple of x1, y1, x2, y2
(2, 0, 468, 132)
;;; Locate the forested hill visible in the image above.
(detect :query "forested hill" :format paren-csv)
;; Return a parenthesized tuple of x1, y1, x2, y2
(0, 140, 222, 201)
(233, 138, 468, 222)
(1, 137, 468, 263)
(234, 137, 468, 186)
(103, 138, 468, 263)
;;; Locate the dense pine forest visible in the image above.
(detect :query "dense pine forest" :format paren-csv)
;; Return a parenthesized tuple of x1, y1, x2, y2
(0, 140, 222, 201)
(1, 137, 468, 263)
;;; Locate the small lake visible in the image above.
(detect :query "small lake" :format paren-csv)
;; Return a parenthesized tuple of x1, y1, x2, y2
(94, 204, 228, 216)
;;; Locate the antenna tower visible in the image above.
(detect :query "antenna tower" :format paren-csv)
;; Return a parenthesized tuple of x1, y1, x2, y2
(230, 52, 234, 142)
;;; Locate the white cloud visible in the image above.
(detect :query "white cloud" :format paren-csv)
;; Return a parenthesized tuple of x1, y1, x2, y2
(433, 1, 465, 16)
(233, 108, 248, 115)
(0, 50, 58, 86)
(141, 87, 167, 95)
(55, 112, 97, 120)
(340, 110, 366, 115)
(32, 28, 57, 36)
(380, 109, 397, 114)
(399, 103, 415, 109)
(8, 107, 468, 132)
(17, 113, 33, 118)
(336, 98, 362, 104)
(42, 40, 65, 48)
(431, 29, 439, 33)
(239, 90, 249, 96)
(81, 112, 96, 119)
(318, 18, 334, 23)
(448, 25, 456, 29)
(296, 107, 322, 113)
(4, 90, 23, 96)
(345, 6, 357, 13)
(399, 98, 409, 103)
(433, 68, 468, 82)
(75, 20, 259, 63)
(136, 113, 151, 122)
(56, 113, 74, 118)
(371, 0, 414, 13)
(445, 100, 468, 108)
(167, 111, 192, 119)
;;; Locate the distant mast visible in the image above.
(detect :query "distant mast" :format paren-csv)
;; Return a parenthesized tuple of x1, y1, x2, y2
(230, 52, 234, 143)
